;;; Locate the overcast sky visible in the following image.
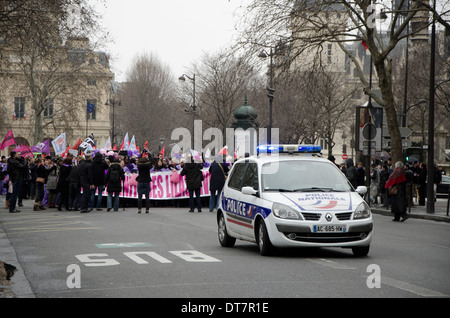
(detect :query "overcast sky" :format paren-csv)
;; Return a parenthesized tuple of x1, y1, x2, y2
(96, 0, 249, 82)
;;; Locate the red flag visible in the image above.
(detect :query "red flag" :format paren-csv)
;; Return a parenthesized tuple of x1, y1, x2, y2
(113, 144, 117, 151)
(144, 141, 148, 150)
(119, 139, 124, 150)
(72, 138, 82, 150)
(361, 40, 368, 50)
(0, 130, 15, 150)
(159, 145, 165, 157)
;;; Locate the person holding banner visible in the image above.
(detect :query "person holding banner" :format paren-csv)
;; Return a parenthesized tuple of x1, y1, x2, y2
(105, 158, 125, 212)
(136, 156, 152, 213)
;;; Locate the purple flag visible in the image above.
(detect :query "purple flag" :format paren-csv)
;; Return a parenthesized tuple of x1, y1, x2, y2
(31, 139, 50, 154)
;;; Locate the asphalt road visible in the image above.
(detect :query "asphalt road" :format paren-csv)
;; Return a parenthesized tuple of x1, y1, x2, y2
(1, 204, 449, 299)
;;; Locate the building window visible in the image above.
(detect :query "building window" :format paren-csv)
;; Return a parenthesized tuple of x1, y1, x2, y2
(14, 97, 25, 119)
(87, 78, 96, 86)
(43, 99, 54, 118)
(87, 99, 97, 120)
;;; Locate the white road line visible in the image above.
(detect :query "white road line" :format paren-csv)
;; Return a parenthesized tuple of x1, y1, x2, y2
(305, 258, 356, 270)
(382, 276, 448, 297)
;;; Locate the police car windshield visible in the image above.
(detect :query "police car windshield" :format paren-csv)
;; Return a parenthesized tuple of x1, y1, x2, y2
(261, 160, 352, 192)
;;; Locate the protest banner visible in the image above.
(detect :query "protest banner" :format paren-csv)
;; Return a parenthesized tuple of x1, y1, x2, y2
(91, 169, 211, 200)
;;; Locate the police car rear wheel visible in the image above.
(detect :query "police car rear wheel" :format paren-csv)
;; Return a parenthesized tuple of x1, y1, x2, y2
(257, 219, 274, 256)
(218, 212, 236, 247)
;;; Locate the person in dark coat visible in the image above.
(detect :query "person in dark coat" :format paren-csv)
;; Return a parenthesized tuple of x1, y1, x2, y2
(345, 158, 357, 188)
(180, 155, 203, 212)
(56, 157, 72, 211)
(105, 158, 125, 212)
(90, 152, 108, 211)
(208, 155, 228, 212)
(385, 161, 407, 222)
(67, 157, 82, 211)
(136, 156, 152, 213)
(7, 151, 28, 213)
(378, 164, 390, 208)
(417, 163, 427, 206)
(33, 158, 48, 211)
(78, 154, 93, 213)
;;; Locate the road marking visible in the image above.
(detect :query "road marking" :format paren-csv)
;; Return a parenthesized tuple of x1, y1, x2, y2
(381, 276, 448, 297)
(305, 258, 356, 270)
(2, 214, 101, 234)
(96, 242, 153, 248)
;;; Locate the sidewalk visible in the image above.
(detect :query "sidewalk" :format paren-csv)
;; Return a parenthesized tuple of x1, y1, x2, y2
(0, 195, 35, 298)
(370, 197, 450, 223)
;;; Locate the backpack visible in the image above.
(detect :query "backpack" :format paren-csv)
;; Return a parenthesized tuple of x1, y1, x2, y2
(110, 168, 120, 183)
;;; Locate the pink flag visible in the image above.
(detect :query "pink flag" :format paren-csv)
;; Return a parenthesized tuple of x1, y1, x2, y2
(0, 130, 15, 150)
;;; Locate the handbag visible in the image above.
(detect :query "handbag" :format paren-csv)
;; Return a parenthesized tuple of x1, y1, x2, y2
(218, 163, 227, 180)
(36, 177, 45, 184)
(388, 185, 398, 196)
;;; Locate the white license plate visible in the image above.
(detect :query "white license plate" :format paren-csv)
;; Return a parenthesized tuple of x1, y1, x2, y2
(313, 225, 347, 233)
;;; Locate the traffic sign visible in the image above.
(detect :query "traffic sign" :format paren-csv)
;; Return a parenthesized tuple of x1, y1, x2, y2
(399, 127, 412, 138)
(342, 154, 348, 160)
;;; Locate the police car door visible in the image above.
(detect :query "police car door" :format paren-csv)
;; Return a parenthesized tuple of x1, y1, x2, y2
(237, 162, 259, 239)
(224, 162, 249, 235)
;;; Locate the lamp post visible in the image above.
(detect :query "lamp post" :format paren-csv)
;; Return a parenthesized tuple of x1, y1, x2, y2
(426, 0, 437, 214)
(258, 48, 275, 145)
(105, 99, 122, 148)
(179, 73, 196, 135)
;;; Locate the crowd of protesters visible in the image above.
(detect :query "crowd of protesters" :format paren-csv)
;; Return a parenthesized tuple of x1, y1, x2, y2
(332, 155, 444, 222)
(1, 149, 230, 214)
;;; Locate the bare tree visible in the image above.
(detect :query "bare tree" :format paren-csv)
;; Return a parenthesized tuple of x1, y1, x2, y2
(119, 52, 179, 152)
(234, 0, 450, 163)
(183, 50, 265, 137)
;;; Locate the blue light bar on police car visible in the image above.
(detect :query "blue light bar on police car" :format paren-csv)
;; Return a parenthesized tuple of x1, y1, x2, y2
(257, 144, 322, 154)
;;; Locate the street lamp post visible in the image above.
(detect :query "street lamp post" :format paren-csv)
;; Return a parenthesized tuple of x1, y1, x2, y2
(258, 48, 275, 145)
(179, 74, 196, 135)
(105, 99, 122, 147)
(426, 0, 437, 214)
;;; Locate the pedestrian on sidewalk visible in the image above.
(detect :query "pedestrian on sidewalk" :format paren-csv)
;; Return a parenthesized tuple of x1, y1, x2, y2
(136, 156, 152, 213)
(385, 161, 408, 222)
(417, 163, 427, 206)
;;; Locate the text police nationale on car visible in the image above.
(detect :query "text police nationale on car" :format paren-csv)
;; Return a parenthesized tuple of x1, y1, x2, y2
(217, 144, 373, 256)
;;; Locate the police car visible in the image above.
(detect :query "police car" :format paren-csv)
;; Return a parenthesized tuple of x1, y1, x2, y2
(217, 145, 373, 256)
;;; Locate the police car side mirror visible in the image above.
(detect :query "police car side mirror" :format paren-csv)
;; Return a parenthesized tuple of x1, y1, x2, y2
(355, 186, 367, 195)
(242, 186, 258, 196)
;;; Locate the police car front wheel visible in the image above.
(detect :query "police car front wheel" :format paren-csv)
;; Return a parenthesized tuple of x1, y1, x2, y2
(257, 219, 275, 256)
